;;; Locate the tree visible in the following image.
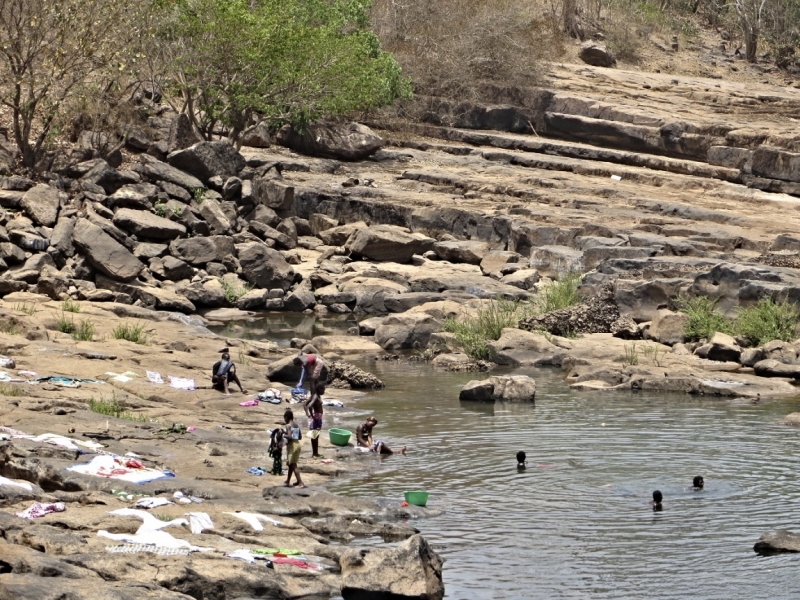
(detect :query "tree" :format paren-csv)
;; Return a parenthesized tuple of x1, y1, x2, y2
(163, 0, 411, 145)
(734, 0, 768, 61)
(0, 0, 149, 168)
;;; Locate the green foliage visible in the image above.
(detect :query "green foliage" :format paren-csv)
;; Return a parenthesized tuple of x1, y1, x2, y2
(678, 296, 732, 342)
(443, 298, 536, 360)
(88, 395, 148, 422)
(192, 188, 205, 203)
(734, 298, 800, 346)
(221, 279, 252, 304)
(154, 200, 167, 217)
(0, 322, 19, 335)
(536, 272, 582, 314)
(163, 0, 411, 141)
(14, 302, 38, 316)
(113, 321, 149, 345)
(0, 383, 23, 397)
(72, 319, 96, 342)
(621, 343, 639, 365)
(61, 298, 81, 313)
(641, 344, 664, 367)
(172, 205, 182, 216)
(56, 311, 76, 334)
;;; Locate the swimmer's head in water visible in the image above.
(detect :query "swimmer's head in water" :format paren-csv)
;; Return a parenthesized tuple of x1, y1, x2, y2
(693, 475, 704, 489)
(516, 451, 526, 464)
(653, 490, 663, 503)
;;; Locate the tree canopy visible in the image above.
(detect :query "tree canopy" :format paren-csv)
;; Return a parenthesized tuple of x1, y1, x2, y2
(163, 0, 412, 143)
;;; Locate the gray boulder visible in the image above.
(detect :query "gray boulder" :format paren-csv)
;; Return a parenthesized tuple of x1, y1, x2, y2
(694, 332, 741, 362)
(167, 141, 246, 182)
(241, 122, 271, 148)
(374, 313, 442, 350)
(252, 176, 294, 211)
(740, 347, 765, 367)
(500, 269, 540, 290)
(753, 359, 800, 378)
(112, 208, 186, 240)
(480, 250, 524, 277)
(277, 122, 385, 161)
(433, 240, 490, 265)
(459, 375, 536, 402)
(237, 242, 295, 290)
(579, 41, 616, 67)
(318, 221, 367, 246)
(72, 218, 143, 281)
(487, 328, 558, 366)
(107, 183, 159, 210)
(284, 288, 316, 312)
(754, 530, 800, 555)
(169, 236, 234, 266)
(346, 225, 435, 263)
(647, 309, 688, 346)
(134, 155, 204, 191)
(198, 199, 232, 235)
(309, 213, 338, 236)
(21, 184, 62, 227)
(167, 112, 201, 152)
(751, 146, 800, 183)
(161, 255, 194, 281)
(236, 288, 268, 310)
(340, 534, 444, 600)
(177, 279, 226, 307)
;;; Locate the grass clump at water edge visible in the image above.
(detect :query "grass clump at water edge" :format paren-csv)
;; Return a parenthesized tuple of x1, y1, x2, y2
(678, 296, 732, 342)
(443, 298, 537, 361)
(734, 298, 800, 347)
(220, 279, 252, 304)
(113, 321, 149, 345)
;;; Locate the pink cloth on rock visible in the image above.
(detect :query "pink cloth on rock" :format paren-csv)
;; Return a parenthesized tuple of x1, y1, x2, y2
(16, 501, 66, 519)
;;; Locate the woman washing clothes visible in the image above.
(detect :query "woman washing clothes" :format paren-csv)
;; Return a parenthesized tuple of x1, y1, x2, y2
(211, 352, 246, 395)
(293, 352, 328, 396)
(356, 417, 406, 455)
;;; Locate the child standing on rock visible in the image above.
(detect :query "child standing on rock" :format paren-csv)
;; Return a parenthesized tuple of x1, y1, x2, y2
(283, 410, 304, 488)
(304, 383, 325, 458)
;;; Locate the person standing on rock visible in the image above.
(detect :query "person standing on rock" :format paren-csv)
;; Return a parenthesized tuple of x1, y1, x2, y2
(293, 352, 328, 396)
(304, 383, 325, 458)
(356, 417, 406, 455)
(212, 352, 246, 395)
(283, 409, 305, 488)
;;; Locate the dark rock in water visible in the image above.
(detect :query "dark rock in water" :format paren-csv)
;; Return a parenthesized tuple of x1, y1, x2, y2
(754, 530, 800, 555)
(327, 361, 384, 389)
(276, 122, 384, 161)
(521, 286, 619, 337)
(340, 534, 444, 600)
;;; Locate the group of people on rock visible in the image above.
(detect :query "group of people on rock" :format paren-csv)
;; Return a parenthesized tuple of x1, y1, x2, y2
(214, 350, 405, 488)
(516, 451, 705, 510)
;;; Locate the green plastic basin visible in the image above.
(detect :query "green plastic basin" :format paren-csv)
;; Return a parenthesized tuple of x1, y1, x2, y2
(329, 428, 352, 446)
(404, 490, 429, 507)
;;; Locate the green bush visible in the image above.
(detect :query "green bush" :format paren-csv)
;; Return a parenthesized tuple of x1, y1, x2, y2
(88, 395, 148, 422)
(113, 321, 149, 345)
(56, 311, 76, 334)
(536, 272, 582, 314)
(678, 296, 731, 341)
(221, 279, 252, 304)
(443, 298, 536, 360)
(734, 299, 799, 346)
(61, 298, 81, 313)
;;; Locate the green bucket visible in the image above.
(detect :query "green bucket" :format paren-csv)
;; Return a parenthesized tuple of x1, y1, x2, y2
(329, 428, 352, 446)
(404, 490, 429, 507)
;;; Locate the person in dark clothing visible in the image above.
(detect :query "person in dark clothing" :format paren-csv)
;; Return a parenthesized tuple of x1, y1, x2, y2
(651, 490, 663, 511)
(356, 417, 406, 455)
(692, 475, 704, 490)
(304, 383, 325, 458)
(516, 451, 527, 468)
(212, 352, 245, 395)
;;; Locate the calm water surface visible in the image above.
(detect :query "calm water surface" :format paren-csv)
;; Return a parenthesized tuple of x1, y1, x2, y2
(232, 316, 800, 599)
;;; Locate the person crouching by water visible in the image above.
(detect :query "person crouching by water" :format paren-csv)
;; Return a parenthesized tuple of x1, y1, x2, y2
(283, 410, 304, 488)
(692, 475, 704, 490)
(212, 352, 246, 395)
(651, 490, 663, 511)
(356, 417, 406, 455)
(517, 451, 527, 468)
(304, 383, 325, 458)
(293, 352, 328, 396)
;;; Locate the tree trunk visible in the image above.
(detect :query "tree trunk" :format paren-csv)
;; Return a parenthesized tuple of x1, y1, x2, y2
(563, 0, 579, 38)
(745, 28, 758, 62)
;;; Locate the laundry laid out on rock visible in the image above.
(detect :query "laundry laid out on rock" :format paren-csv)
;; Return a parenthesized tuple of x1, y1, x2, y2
(146, 370, 164, 384)
(168, 376, 195, 390)
(225, 511, 282, 531)
(239, 398, 259, 407)
(7, 430, 105, 452)
(134, 496, 175, 509)
(185, 512, 214, 534)
(245, 466, 265, 476)
(108, 508, 188, 533)
(28, 375, 105, 388)
(98, 529, 213, 552)
(15, 501, 66, 519)
(0, 476, 33, 491)
(105, 543, 192, 556)
(67, 455, 174, 484)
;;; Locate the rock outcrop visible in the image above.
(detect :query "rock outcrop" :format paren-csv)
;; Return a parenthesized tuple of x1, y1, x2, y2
(459, 375, 536, 402)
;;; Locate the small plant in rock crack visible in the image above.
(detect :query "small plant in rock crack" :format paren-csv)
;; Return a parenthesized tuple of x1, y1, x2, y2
(621, 343, 639, 365)
(71, 319, 96, 342)
(113, 321, 149, 345)
(642, 344, 664, 367)
(154, 200, 167, 217)
(192, 188, 205, 203)
(55, 310, 76, 334)
(14, 302, 38, 316)
(61, 298, 81, 313)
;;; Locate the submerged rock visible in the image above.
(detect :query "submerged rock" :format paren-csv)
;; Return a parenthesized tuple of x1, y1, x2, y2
(754, 530, 800, 555)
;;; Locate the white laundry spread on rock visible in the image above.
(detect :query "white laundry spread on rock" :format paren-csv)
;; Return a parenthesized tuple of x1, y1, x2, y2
(224, 511, 283, 532)
(108, 508, 188, 534)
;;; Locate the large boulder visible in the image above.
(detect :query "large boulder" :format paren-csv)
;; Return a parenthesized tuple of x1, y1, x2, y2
(613, 278, 688, 322)
(310, 335, 385, 355)
(72, 218, 143, 281)
(236, 242, 295, 291)
(167, 141, 245, 182)
(647, 309, 688, 346)
(579, 41, 616, 67)
(480, 250, 524, 277)
(374, 313, 442, 350)
(176, 279, 226, 307)
(318, 221, 367, 246)
(252, 176, 294, 211)
(134, 155, 204, 191)
(340, 534, 444, 600)
(107, 183, 158, 210)
(169, 236, 234, 266)
(754, 530, 800, 555)
(694, 331, 741, 362)
(751, 146, 800, 183)
(277, 122, 385, 161)
(433, 240, 490, 265)
(346, 225, 435, 263)
(167, 112, 201, 152)
(112, 208, 186, 240)
(241, 121, 271, 148)
(753, 359, 800, 379)
(198, 199, 232, 235)
(459, 375, 536, 402)
(21, 184, 62, 227)
(487, 328, 559, 366)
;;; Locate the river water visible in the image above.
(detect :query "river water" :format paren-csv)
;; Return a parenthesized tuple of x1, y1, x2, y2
(217, 315, 800, 600)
